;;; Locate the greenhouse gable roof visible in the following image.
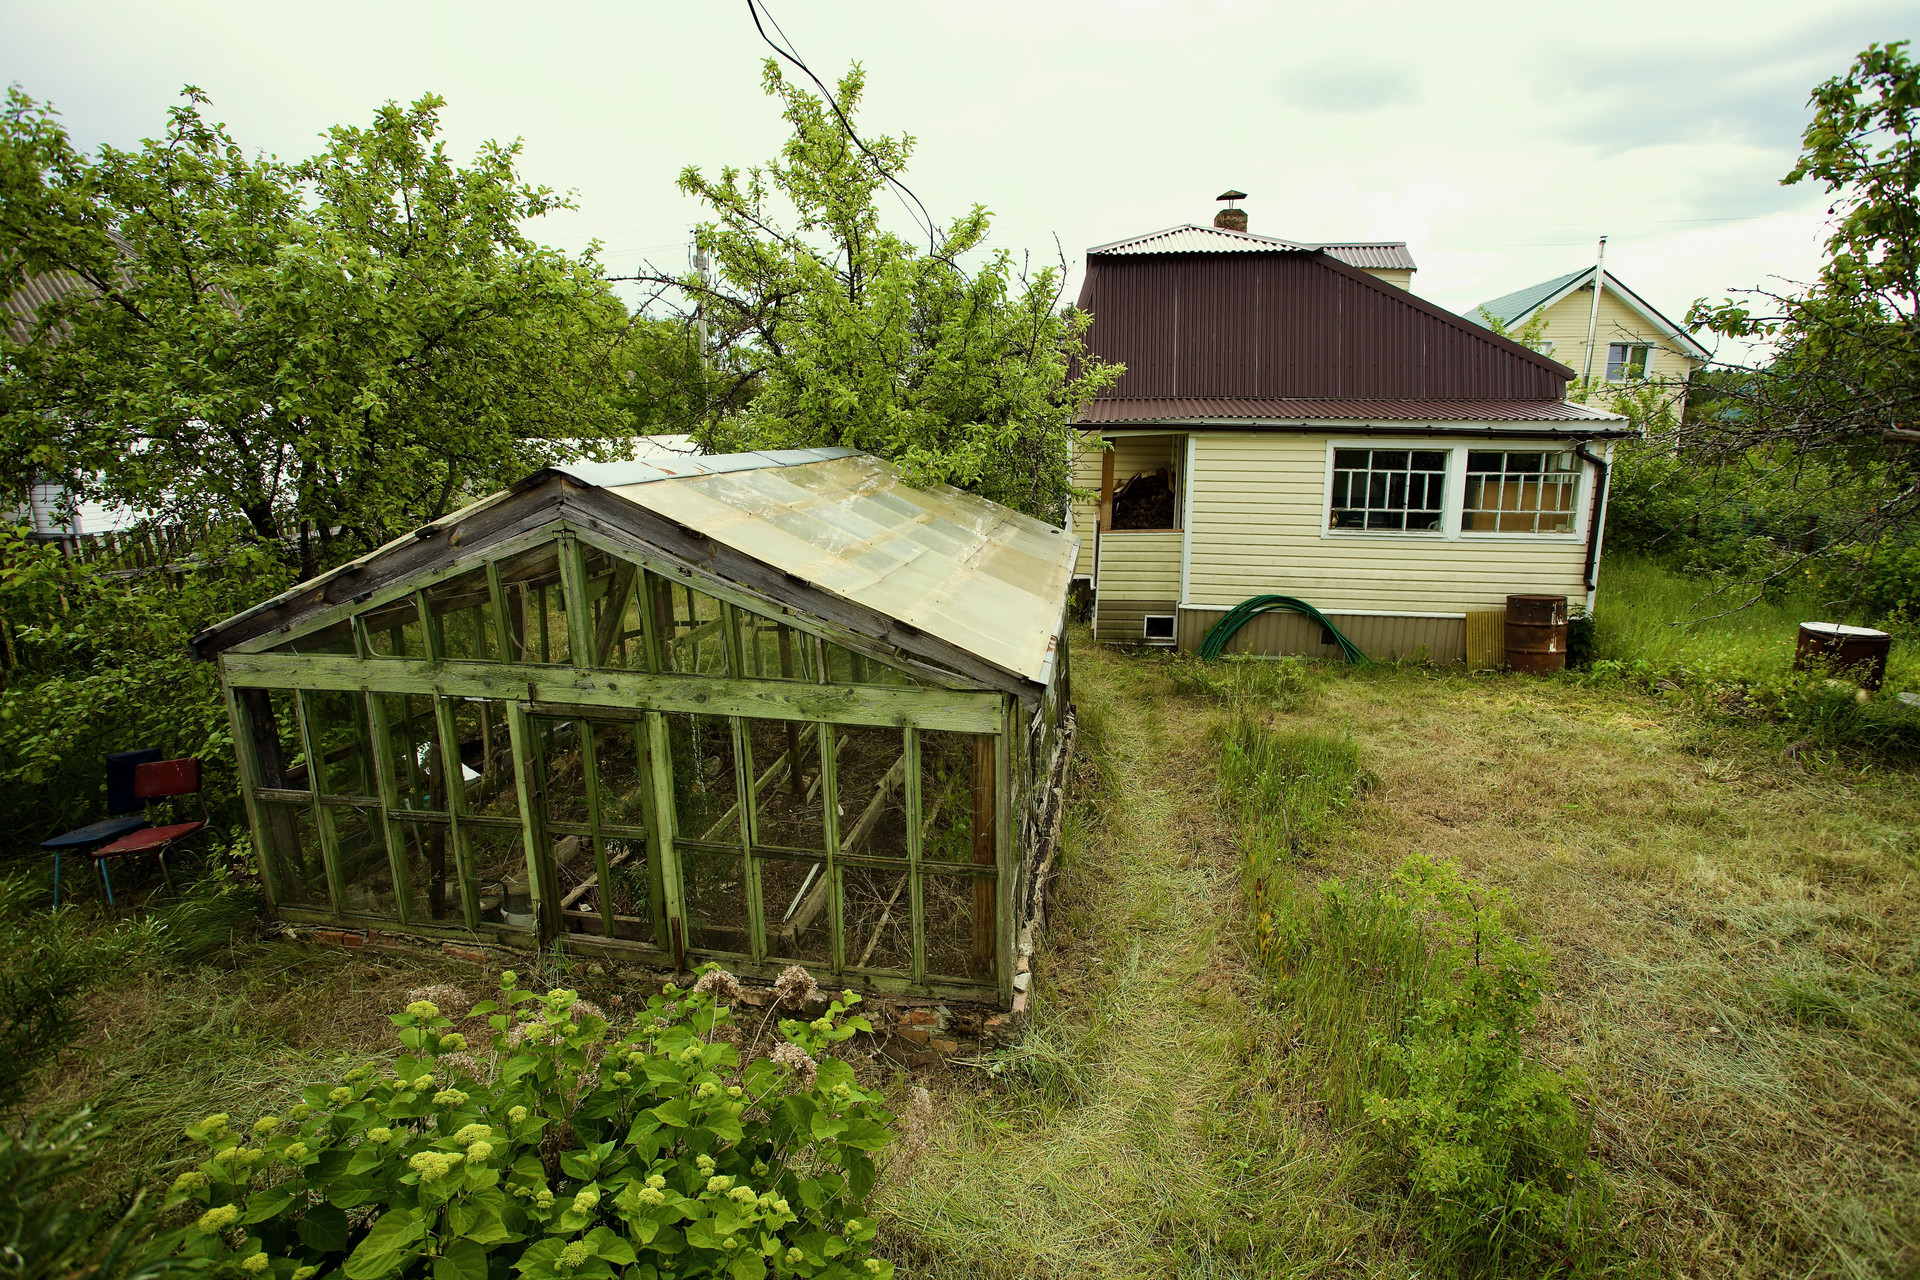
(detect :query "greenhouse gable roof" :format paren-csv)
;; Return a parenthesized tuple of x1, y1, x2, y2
(195, 450, 1078, 690)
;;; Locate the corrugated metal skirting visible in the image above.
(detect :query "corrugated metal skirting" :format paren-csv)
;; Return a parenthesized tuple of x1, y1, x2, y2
(1176, 608, 1466, 662)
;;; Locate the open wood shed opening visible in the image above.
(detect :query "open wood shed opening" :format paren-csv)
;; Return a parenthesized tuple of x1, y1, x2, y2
(197, 451, 1077, 1009)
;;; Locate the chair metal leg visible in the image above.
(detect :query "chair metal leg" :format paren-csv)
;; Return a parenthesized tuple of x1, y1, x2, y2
(157, 850, 174, 895)
(98, 860, 115, 908)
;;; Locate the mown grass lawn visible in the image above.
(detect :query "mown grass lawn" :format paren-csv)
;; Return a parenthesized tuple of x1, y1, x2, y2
(23, 622, 1917, 1279)
(882, 632, 1919, 1279)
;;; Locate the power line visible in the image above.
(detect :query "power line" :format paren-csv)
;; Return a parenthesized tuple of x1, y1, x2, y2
(743, 0, 949, 260)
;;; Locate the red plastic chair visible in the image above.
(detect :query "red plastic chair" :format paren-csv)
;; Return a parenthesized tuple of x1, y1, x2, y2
(91, 758, 208, 905)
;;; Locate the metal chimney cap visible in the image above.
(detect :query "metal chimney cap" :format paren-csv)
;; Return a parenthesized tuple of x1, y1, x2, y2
(1216, 189, 1247, 203)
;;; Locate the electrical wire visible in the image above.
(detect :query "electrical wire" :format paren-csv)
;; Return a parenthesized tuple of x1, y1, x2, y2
(743, 0, 951, 263)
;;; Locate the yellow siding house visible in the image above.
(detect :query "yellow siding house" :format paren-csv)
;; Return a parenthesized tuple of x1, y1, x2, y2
(1463, 267, 1710, 413)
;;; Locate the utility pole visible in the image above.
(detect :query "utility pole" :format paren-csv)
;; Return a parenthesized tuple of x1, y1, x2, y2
(1581, 235, 1608, 387)
(693, 235, 711, 373)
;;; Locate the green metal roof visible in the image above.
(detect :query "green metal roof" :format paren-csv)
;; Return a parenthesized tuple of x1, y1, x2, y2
(1463, 268, 1588, 329)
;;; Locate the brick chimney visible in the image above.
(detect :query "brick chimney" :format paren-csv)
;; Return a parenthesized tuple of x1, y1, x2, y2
(1213, 189, 1248, 232)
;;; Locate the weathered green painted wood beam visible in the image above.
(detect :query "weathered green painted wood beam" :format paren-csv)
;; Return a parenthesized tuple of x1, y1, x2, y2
(291, 691, 350, 915)
(221, 676, 284, 907)
(363, 690, 419, 922)
(505, 703, 561, 941)
(226, 518, 568, 656)
(221, 652, 1004, 733)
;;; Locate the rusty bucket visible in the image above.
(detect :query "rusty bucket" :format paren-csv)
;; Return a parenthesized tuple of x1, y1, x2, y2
(1794, 622, 1891, 691)
(1505, 594, 1569, 673)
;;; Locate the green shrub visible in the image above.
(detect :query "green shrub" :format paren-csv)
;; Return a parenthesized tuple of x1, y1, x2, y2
(0, 1109, 174, 1280)
(147, 967, 896, 1280)
(1362, 856, 1605, 1273)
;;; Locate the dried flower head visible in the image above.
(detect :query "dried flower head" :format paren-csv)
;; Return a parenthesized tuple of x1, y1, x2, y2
(570, 999, 605, 1023)
(772, 965, 819, 1008)
(771, 1041, 818, 1090)
(436, 1051, 484, 1082)
(693, 968, 743, 1001)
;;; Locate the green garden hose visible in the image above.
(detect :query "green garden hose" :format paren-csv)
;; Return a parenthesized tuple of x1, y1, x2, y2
(1198, 595, 1370, 665)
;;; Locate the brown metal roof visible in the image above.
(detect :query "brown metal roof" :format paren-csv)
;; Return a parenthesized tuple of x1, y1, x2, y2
(1088, 223, 1416, 271)
(1078, 250, 1572, 401)
(1078, 397, 1627, 424)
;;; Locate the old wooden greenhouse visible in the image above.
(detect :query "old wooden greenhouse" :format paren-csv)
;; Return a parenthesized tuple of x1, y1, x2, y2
(193, 450, 1076, 1008)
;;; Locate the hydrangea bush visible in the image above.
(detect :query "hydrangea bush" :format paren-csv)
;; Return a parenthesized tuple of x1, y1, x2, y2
(149, 967, 897, 1280)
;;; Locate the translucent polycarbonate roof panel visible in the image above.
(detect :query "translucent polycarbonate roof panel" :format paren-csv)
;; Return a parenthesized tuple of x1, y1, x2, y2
(606, 453, 1078, 684)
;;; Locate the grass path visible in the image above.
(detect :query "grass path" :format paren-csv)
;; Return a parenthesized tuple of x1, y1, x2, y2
(881, 644, 1393, 1279)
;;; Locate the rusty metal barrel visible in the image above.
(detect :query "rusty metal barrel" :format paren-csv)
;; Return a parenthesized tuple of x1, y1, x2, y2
(1794, 622, 1891, 690)
(1505, 594, 1569, 673)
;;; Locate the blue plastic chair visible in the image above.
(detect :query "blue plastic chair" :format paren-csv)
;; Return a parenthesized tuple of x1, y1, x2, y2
(41, 749, 158, 908)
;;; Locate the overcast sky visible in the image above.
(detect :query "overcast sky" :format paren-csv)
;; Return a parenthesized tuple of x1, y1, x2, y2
(5, 0, 1913, 357)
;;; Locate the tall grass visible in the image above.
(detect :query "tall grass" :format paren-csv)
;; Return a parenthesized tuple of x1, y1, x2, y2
(1215, 706, 1615, 1277)
(1594, 554, 1918, 687)
(1593, 555, 1920, 759)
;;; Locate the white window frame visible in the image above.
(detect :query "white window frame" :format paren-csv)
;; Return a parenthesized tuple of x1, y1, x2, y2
(1319, 438, 1586, 545)
(1606, 342, 1654, 382)
(1142, 613, 1176, 644)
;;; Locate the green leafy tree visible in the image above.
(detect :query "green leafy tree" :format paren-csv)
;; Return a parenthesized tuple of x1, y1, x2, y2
(653, 61, 1121, 520)
(1686, 41, 1920, 567)
(0, 88, 630, 578)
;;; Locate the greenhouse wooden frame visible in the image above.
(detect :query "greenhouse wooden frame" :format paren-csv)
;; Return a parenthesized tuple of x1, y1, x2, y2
(196, 451, 1077, 1008)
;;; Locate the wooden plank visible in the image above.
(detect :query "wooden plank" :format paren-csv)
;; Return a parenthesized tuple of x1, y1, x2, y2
(432, 703, 484, 928)
(363, 690, 418, 922)
(819, 722, 844, 975)
(971, 731, 996, 976)
(220, 671, 283, 907)
(202, 482, 569, 659)
(904, 726, 925, 984)
(997, 697, 1015, 1004)
(558, 533, 595, 669)
(505, 703, 560, 941)
(220, 651, 1005, 733)
(292, 691, 349, 915)
(574, 717, 617, 938)
(593, 562, 637, 666)
(644, 711, 686, 971)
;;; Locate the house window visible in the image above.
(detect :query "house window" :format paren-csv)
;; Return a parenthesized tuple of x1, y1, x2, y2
(1606, 343, 1651, 381)
(1324, 441, 1586, 539)
(1142, 614, 1176, 643)
(1463, 451, 1580, 533)
(1329, 448, 1447, 532)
